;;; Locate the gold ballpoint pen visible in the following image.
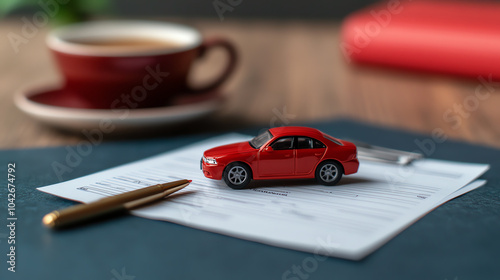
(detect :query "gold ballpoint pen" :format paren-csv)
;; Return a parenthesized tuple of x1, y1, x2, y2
(42, 179, 191, 229)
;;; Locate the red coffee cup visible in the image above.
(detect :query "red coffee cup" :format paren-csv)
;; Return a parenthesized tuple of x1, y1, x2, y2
(47, 21, 237, 109)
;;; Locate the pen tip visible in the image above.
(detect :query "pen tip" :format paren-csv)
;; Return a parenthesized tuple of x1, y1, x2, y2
(188, 180, 192, 183)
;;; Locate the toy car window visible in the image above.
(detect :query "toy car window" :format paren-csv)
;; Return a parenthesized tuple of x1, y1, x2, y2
(250, 130, 273, 149)
(323, 135, 343, 146)
(297, 137, 313, 149)
(271, 137, 294, 150)
(313, 139, 326, 148)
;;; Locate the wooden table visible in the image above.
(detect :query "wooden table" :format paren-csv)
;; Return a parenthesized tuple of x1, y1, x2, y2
(1, 18, 499, 149)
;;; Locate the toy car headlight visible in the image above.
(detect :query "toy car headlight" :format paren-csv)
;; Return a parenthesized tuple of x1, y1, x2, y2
(203, 156, 217, 165)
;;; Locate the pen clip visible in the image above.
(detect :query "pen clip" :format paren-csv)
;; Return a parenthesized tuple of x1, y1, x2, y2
(123, 183, 188, 209)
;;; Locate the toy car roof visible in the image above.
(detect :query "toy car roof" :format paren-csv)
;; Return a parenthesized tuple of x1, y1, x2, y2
(268, 126, 325, 138)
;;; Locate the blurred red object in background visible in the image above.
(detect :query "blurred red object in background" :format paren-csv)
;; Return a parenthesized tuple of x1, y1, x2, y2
(341, 0, 500, 80)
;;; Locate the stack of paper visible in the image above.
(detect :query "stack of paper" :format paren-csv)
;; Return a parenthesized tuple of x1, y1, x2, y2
(39, 134, 489, 260)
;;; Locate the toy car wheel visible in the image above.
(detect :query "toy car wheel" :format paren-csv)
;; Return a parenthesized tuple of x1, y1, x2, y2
(315, 161, 343, 186)
(223, 162, 252, 189)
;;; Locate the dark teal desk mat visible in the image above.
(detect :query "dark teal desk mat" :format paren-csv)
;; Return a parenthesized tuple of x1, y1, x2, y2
(0, 120, 498, 279)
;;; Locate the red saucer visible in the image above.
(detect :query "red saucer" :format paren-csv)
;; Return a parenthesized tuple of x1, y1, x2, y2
(15, 83, 225, 133)
(27, 86, 221, 109)
(28, 88, 95, 109)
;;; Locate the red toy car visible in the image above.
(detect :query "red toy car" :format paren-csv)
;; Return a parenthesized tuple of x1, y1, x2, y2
(201, 126, 359, 189)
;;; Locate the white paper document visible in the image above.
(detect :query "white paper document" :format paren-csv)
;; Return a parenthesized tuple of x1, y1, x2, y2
(38, 134, 489, 260)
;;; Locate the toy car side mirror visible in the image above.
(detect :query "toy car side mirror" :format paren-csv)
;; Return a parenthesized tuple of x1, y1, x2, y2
(264, 146, 273, 152)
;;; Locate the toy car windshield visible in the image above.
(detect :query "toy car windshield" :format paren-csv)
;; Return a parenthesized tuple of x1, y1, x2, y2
(249, 130, 273, 149)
